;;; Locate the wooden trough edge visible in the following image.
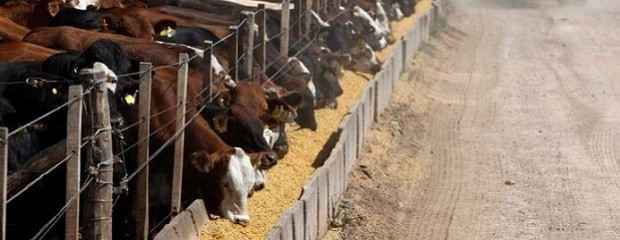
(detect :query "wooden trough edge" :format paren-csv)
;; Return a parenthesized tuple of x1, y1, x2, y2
(155, 1, 445, 239)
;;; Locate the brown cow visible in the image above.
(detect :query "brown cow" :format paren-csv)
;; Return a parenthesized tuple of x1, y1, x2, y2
(0, 0, 63, 29)
(127, 67, 259, 225)
(102, 3, 231, 40)
(23, 26, 297, 223)
(0, 16, 29, 41)
(0, 42, 60, 62)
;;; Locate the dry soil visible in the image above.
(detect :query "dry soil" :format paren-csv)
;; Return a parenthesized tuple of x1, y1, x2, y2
(324, 0, 620, 239)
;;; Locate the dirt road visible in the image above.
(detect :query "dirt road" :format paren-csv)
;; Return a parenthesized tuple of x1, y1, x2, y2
(325, 0, 620, 239)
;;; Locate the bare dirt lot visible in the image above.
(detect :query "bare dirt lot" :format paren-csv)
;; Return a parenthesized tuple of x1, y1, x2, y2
(324, 0, 620, 239)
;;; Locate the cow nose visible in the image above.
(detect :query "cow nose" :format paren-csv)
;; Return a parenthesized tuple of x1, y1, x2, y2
(255, 183, 265, 191)
(274, 145, 289, 158)
(264, 153, 278, 167)
(327, 100, 338, 109)
(371, 65, 382, 74)
(387, 36, 396, 44)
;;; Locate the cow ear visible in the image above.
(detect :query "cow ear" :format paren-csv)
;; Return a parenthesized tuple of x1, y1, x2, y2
(266, 94, 299, 123)
(98, 16, 115, 32)
(189, 151, 214, 173)
(153, 19, 178, 37)
(216, 91, 232, 108)
(46, 0, 62, 17)
(213, 109, 230, 133)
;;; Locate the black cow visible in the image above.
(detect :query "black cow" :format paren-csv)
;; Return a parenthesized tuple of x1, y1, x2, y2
(379, 0, 405, 20)
(325, 21, 382, 74)
(50, 8, 102, 30)
(0, 61, 43, 171)
(153, 20, 223, 48)
(2, 39, 135, 240)
(398, 0, 417, 17)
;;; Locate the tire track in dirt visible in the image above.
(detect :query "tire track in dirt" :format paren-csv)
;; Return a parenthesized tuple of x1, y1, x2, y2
(324, 1, 620, 239)
(395, 7, 504, 239)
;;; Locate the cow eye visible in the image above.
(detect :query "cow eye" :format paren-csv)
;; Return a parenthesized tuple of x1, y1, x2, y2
(52, 88, 58, 95)
(368, 27, 375, 33)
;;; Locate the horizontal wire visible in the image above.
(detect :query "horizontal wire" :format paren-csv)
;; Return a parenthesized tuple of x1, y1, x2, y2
(6, 86, 93, 139)
(125, 91, 221, 182)
(7, 152, 75, 204)
(31, 175, 94, 240)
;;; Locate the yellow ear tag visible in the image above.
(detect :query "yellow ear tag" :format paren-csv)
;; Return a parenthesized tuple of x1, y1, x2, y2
(272, 107, 282, 121)
(159, 28, 169, 37)
(124, 94, 136, 105)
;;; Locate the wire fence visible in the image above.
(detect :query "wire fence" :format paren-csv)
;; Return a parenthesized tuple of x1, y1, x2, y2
(0, 1, 345, 239)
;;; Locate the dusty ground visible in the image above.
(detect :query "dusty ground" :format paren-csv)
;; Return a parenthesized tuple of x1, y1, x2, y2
(324, 0, 620, 239)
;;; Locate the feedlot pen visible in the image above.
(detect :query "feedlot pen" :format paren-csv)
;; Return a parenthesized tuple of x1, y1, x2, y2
(199, 1, 438, 239)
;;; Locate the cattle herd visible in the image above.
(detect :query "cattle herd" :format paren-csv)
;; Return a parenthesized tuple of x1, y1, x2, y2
(0, 0, 418, 238)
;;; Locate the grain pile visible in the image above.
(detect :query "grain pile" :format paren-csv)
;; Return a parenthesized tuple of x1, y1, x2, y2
(200, 1, 435, 239)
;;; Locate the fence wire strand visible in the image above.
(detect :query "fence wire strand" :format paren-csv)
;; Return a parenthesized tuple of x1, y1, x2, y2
(30, 175, 94, 240)
(5, 3, 350, 238)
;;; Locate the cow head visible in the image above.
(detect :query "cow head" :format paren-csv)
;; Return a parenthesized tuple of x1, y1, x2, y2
(309, 10, 331, 38)
(351, 5, 388, 51)
(219, 147, 255, 225)
(388, 1, 405, 20)
(396, 0, 416, 17)
(189, 147, 255, 225)
(265, 90, 302, 155)
(268, 68, 317, 131)
(295, 50, 341, 110)
(28, 0, 64, 28)
(374, 1, 396, 44)
(349, 33, 383, 74)
(79, 39, 134, 194)
(325, 21, 382, 74)
(208, 82, 283, 169)
(35, 0, 63, 17)
(99, 14, 155, 41)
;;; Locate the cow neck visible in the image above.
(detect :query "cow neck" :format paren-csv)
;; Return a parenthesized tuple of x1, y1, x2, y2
(179, 95, 234, 159)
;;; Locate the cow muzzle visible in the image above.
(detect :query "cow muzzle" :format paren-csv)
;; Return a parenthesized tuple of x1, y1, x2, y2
(261, 153, 278, 169)
(274, 145, 289, 158)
